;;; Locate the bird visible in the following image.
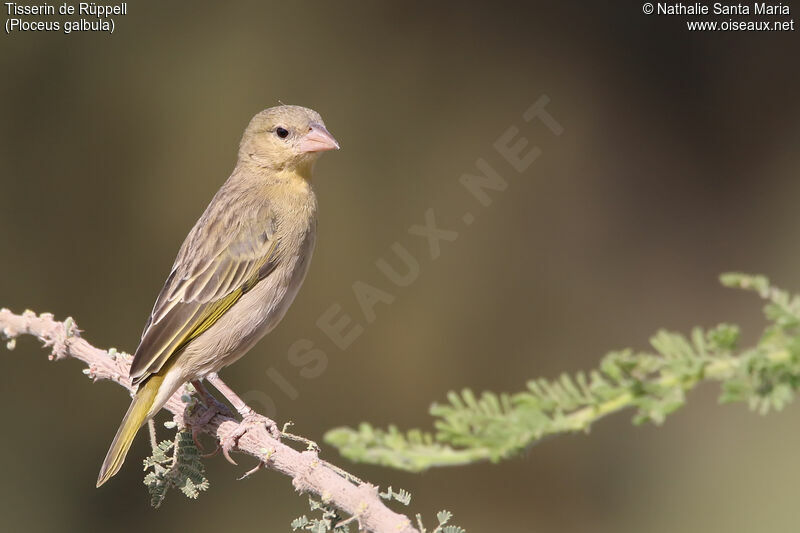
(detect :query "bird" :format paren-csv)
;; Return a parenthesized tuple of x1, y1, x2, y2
(96, 105, 339, 487)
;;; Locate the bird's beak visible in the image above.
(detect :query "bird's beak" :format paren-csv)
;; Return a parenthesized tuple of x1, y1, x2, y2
(298, 123, 340, 153)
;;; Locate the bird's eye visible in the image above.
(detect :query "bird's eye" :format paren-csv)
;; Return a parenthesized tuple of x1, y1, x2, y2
(276, 127, 289, 139)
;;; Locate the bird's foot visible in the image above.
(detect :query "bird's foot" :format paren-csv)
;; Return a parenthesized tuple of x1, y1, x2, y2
(220, 409, 281, 465)
(187, 380, 235, 454)
(191, 380, 235, 420)
(195, 396, 235, 425)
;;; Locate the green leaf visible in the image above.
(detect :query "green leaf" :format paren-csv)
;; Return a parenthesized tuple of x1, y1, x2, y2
(325, 273, 800, 475)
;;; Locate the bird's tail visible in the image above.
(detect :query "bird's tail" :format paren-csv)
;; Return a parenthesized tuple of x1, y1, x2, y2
(96, 374, 164, 487)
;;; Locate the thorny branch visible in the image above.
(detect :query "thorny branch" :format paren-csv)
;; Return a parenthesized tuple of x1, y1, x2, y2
(0, 308, 418, 533)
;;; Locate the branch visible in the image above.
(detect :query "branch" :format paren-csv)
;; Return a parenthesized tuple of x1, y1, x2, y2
(325, 273, 800, 472)
(0, 308, 418, 533)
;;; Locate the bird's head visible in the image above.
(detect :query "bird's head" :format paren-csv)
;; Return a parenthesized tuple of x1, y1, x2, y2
(239, 105, 339, 173)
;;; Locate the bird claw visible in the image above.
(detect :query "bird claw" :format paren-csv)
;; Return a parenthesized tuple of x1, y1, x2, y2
(189, 425, 222, 457)
(222, 439, 239, 465)
(191, 425, 205, 452)
(237, 460, 265, 480)
(220, 411, 280, 465)
(201, 442, 221, 459)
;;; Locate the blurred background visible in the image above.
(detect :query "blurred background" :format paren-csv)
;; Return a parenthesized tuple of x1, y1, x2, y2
(2, 1, 799, 531)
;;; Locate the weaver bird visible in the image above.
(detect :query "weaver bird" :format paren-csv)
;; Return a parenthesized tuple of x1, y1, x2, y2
(97, 105, 339, 486)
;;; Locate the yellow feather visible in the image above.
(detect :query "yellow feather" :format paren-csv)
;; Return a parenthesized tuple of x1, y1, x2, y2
(96, 374, 164, 487)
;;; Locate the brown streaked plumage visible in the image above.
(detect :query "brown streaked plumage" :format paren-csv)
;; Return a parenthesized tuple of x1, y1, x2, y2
(97, 105, 339, 487)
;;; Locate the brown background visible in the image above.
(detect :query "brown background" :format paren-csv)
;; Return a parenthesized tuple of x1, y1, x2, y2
(2, 1, 799, 532)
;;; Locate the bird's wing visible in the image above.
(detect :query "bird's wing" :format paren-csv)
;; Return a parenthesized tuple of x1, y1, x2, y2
(129, 199, 279, 383)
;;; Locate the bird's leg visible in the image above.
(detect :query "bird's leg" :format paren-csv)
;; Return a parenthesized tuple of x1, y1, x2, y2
(191, 379, 235, 419)
(204, 373, 261, 419)
(206, 372, 281, 464)
(187, 379, 234, 453)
